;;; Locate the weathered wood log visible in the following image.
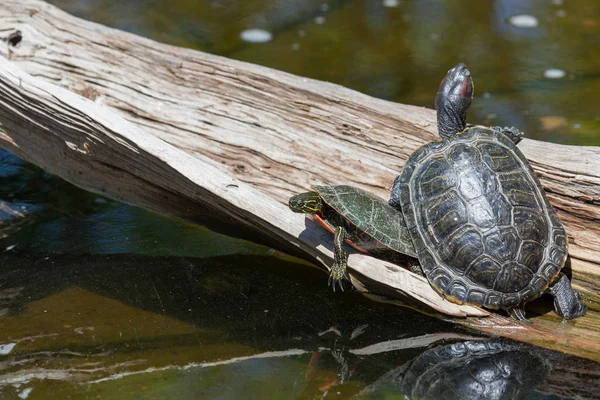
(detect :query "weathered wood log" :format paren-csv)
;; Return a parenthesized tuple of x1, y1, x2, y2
(0, 0, 599, 360)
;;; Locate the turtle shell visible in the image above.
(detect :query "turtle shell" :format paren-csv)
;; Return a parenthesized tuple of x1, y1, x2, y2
(314, 185, 416, 258)
(397, 126, 567, 309)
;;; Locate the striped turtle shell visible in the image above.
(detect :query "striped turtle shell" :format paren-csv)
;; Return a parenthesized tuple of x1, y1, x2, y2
(314, 185, 416, 257)
(397, 126, 567, 309)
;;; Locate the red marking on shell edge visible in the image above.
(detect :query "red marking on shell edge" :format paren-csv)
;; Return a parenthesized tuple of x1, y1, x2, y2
(313, 215, 369, 255)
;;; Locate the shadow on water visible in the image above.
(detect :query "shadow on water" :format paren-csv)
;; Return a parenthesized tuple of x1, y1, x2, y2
(0, 251, 598, 399)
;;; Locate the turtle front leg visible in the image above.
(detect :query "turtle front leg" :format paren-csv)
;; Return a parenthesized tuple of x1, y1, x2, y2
(329, 226, 349, 292)
(491, 126, 523, 145)
(547, 273, 587, 320)
(388, 175, 403, 210)
(502, 127, 523, 145)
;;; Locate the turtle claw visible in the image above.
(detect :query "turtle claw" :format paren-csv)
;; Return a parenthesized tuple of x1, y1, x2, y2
(337, 278, 346, 292)
(328, 265, 348, 292)
(328, 274, 345, 292)
(328, 275, 336, 292)
(507, 307, 530, 323)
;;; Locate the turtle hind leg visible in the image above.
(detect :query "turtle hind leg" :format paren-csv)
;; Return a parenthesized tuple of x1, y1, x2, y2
(407, 259, 424, 276)
(329, 226, 349, 292)
(547, 273, 587, 320)
(507, 307, 529, 323)
(289, 191, 322, 214)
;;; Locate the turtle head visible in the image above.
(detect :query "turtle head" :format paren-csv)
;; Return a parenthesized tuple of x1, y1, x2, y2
(435, 63, 474, 139)
(288, 191, 322, 214)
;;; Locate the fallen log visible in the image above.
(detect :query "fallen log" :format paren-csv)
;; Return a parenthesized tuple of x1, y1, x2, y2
(0, 0, 599, 360)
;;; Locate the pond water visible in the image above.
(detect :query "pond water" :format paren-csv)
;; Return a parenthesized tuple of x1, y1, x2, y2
(0, 0, 599, 398)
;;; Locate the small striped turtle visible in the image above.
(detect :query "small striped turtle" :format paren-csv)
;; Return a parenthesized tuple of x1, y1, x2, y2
(289, 185, 417, 290)
(389, 63, 586, 320)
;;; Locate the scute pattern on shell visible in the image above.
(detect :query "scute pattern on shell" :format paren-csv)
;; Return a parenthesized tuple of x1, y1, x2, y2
(314, 185, 417, 257)
(398, 126, 567, 309)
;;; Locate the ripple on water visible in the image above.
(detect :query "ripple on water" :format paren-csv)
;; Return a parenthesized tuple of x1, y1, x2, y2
(508, 15, 539, 28)
(383, 0, 401, 7)
(544, 69, 566, 79)
(240, 29, 273, 44)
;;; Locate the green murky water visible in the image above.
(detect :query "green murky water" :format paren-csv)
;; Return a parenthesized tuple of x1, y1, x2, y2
(0, 0, 599, 398)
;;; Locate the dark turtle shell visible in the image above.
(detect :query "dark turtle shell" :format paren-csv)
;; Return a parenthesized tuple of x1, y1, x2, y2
(314, 185, 416, 258)
(397, 126, 567, 309)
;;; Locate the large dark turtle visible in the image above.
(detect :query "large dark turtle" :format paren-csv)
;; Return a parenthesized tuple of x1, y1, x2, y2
(389, 63, 586, 320)
(289, 185, 416, 290)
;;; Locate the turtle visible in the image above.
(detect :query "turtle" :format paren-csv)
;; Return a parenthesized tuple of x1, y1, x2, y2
(389, 63, 586, 320)
(289, 185, 417, 290)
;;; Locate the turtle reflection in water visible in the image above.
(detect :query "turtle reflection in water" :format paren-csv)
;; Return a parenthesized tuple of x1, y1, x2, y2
(289, 185, 417, 290)
(389, 63, 586, 320)
(379, 339, 561, 400)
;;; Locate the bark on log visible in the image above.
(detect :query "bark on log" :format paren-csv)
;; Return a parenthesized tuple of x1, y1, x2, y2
(0, 0, 599, 360)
